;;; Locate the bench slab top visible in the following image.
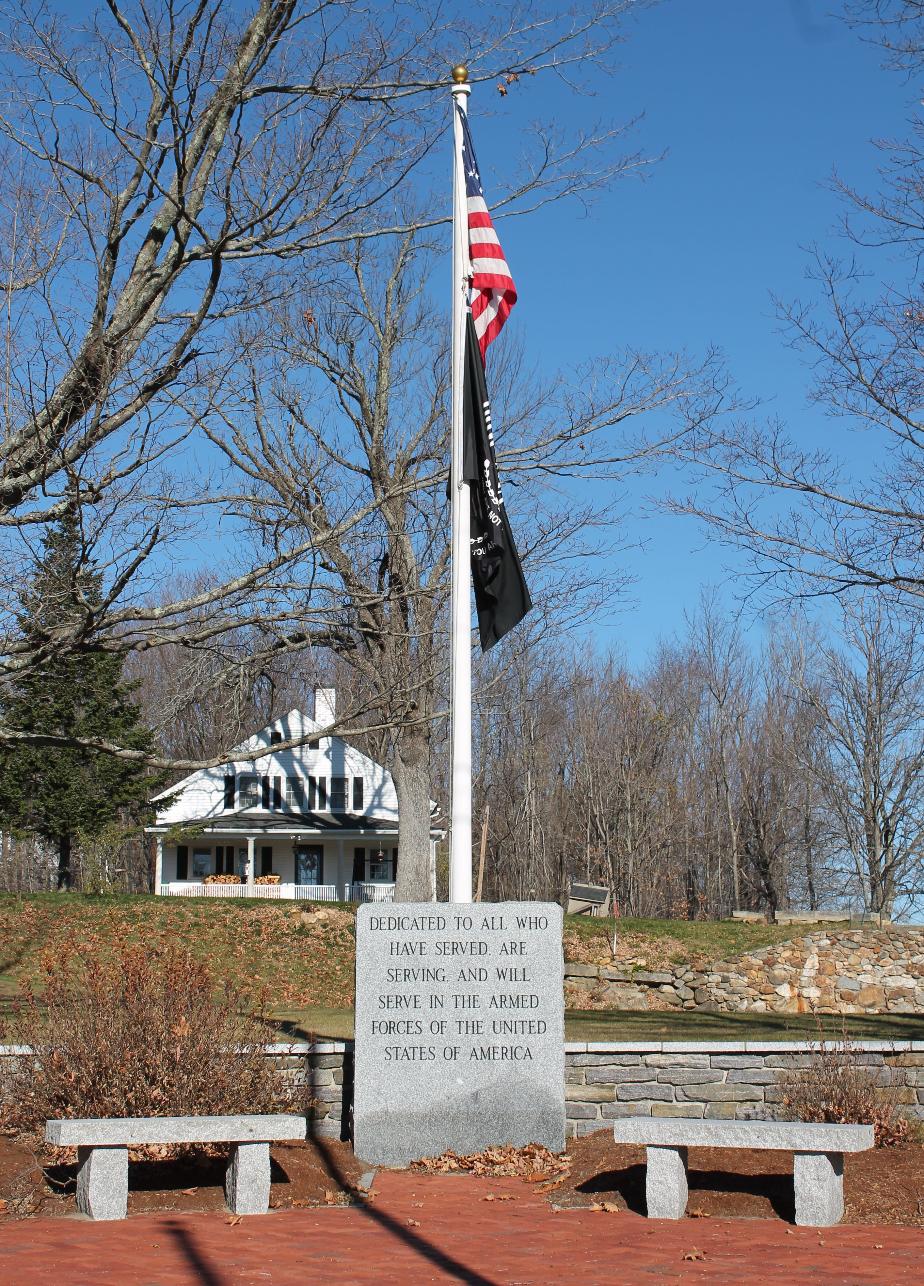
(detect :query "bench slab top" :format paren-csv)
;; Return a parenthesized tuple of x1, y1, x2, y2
(612, 1119, 874, 1152)
(45, 1114, 306, 1147)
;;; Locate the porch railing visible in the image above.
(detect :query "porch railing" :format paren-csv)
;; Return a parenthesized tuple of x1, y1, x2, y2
(350, 881, 396, 903)
(160, 881, 340, 902)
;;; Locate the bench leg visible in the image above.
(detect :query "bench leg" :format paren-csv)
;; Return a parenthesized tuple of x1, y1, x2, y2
(646, 1145, 688, 1219)
(76, 1145, 128, 1221)
(793, 1151, 844, 1227)
(225, 1142, 271, 1215)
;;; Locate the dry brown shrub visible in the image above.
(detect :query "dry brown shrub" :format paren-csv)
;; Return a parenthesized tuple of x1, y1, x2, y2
(0, 938, 303, 1137)
(778, 1030, 911, 1148)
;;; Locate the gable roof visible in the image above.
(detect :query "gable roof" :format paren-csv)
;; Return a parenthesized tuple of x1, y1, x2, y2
(150, 707, 381, 803)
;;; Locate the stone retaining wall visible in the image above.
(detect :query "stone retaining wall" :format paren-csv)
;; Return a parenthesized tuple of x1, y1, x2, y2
(565, 927, 924, 1015)
(563, 1041, 924, 1136)
(5, 1038, 922, 1143)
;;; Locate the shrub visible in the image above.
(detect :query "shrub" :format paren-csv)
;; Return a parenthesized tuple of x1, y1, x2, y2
(778, 1030, 911, 1148)
(0, 938, 302, 1136)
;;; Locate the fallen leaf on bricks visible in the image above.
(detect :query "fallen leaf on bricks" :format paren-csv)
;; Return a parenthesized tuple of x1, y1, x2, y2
(688, 1209, 710, 1218)
(590, 1201, 620, 1214)
(180, 1188, 198, 1196)
(225, 1215, 243, 1227)
(406, 1218, 421, 1227)
(681, 1249, 706, 1262)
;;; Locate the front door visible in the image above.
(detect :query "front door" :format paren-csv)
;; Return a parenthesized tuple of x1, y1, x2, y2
(295, 845, 323, 885)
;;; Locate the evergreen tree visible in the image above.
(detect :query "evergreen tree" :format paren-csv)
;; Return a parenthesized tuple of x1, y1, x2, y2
(0, 508, 160, 888)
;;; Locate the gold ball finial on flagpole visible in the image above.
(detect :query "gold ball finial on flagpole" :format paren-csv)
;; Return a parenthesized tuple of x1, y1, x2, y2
(451, 65, 469, 84)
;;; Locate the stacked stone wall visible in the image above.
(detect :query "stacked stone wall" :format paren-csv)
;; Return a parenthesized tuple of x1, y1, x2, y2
(565, 927, 924, 1015)
(3, 1037, 922, 1144)
(563, 1041, 924, 1137)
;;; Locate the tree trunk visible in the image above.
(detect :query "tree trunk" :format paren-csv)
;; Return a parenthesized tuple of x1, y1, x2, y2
(57, 832, 72, 890)
(393, 728, 434, 902)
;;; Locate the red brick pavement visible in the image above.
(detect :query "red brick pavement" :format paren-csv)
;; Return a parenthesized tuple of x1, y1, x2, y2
(0, 1172, 920, 1285)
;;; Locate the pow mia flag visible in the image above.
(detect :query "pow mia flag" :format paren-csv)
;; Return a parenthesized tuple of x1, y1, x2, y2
(463, 313, 532, 650)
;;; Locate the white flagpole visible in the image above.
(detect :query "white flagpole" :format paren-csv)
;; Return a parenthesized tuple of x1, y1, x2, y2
(449, 66, 473, 903)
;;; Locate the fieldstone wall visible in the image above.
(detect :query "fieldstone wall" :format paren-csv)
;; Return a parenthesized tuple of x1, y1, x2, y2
(563, 1041, 924, 1137)
(4, 1037, 922, 1144)
(565, 927, 924, 1015)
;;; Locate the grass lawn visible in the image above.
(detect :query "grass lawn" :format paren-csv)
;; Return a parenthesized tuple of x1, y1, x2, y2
(1, 893, 918, 1044)
(266, 1005, 924, 1042)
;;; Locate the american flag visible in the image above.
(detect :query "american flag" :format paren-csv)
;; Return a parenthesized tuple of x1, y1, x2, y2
(458, 106, 517, 364)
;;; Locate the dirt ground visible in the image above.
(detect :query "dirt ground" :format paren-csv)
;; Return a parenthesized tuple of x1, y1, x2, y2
(552, 1134, 924, 1226)
(0, 1133, 368, 1221)
(1, 1130, 921, 1226)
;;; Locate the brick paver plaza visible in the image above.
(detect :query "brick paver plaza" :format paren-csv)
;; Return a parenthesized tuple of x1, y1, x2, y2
(0, 1171, 920, 1285)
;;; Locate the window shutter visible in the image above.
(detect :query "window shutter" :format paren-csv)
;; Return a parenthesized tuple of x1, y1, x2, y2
(317, 777, 327, 809)
(352, 777, 364, 811)
(307, 776, 316, 810)
(393, 847, 399, 876)
(272, 777, 282, 809)
(176, 845, 189, 880)
(261, 776, 270, 809)
(215, 845, 223, 875)
(224, 776, 235, 809)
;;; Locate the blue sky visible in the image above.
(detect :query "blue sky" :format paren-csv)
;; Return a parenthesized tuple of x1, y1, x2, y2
(473, 0, 914, 667)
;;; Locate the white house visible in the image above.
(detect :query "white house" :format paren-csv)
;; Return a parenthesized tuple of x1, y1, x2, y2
(147, 689, 438, 902)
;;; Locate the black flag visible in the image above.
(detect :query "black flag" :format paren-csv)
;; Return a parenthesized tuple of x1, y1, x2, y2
(463, 313, 532, 650)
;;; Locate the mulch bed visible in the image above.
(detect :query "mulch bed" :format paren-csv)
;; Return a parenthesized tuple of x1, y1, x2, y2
(2, 1130, 922, 1226)
(550, 1133, 924, 1225)
(0, 1134, 368, 1221)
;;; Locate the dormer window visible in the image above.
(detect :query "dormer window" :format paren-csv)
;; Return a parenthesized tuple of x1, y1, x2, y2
(270, 731, 283, 745)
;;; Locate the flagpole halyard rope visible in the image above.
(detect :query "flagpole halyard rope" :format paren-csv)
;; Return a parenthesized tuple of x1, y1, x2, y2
(449, 65, 473, 904)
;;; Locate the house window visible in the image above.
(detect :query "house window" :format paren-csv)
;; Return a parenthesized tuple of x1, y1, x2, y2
(330, 776, 348, 812)
(352, 777, 364, 811)
(239, 776, 259, 808)
(270, 731, 282, 744)
(369, 848, 394, 882)
(192, 849, 211, 878)
(176, 844, 189, 880)
(223, 776, 235, 809)
(286, 777, 305, 808)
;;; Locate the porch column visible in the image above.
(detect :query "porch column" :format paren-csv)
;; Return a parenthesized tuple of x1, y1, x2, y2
(246, 835, 256, 887)
(154, 837, 164, 895)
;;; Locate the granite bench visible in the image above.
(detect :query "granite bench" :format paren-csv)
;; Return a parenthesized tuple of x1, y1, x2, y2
(612, 1119, 875, 1227)
(45, 1114, 306, 1220)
